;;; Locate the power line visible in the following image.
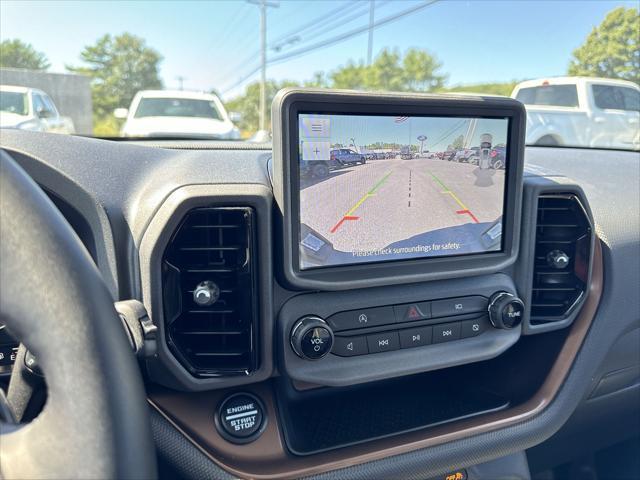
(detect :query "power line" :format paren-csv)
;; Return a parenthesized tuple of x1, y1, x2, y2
(216, 3, 251, 50)
(219, 1, 378, 93)
(208, 3, 257, 86)
(268, 1, 357, 49)
(269, 0, 440, 65)
(221, 0, 440, 95)
(430, 119, 467, 148)
(293, 0, 391, 53)
(274, 1, 372, 51)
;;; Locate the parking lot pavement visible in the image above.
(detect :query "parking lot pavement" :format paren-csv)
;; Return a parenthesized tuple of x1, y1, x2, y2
(300, 158, 505, 252)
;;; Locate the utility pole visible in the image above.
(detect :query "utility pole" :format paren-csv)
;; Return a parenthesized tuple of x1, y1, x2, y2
(249, 0, 279, 133)
(367, 0, 375, 65)
(176, 76, 186, 90)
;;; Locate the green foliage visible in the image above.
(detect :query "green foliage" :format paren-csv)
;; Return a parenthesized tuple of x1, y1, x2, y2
(225, 79, 298, 136)
(0, 39, 50, 70)
(67, 33, 163, 133)
(438, 81, 518, 97)
(304, 72, 329, 88)
(225, 48, 446, 134)
(93, 115, 124, 137)
(330, 60, 368, 89)
(451, 135, 464, 150)
(568, 7, 639, 84)
(330, 48, 446, 92)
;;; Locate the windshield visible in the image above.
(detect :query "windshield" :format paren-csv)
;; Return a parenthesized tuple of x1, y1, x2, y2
(516, 85, 579, 108)
(0, 1, 638, 150)
(0, 91, 28, 115)
(134, 97, 222, 120)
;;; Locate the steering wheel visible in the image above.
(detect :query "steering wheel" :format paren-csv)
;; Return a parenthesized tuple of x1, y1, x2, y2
(0, 151, 156, 479)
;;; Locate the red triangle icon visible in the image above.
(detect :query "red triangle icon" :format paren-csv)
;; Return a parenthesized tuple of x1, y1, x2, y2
(406, 305, 421, 320)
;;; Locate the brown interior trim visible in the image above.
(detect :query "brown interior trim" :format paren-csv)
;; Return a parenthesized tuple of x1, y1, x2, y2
(148, 239, 603, 479)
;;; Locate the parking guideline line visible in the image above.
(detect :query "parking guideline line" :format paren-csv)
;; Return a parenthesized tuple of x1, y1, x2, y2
(330, 170, 393, 233)
(441, 190, 469, 211)
(428, 170, 479, 224)
(368, 171, 393, 195)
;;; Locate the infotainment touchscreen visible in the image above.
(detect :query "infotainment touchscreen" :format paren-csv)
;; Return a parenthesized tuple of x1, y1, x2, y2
(297, 113, 509, 270)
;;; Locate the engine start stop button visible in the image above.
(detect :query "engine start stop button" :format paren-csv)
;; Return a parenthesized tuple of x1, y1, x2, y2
(215, 392, 266, 444)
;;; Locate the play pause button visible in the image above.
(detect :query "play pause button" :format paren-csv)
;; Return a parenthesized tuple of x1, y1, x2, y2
(398, 326, 433, 349)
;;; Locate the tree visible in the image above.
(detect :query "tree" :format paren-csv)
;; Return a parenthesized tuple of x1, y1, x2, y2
(451, 135, 464, 150)
(225, 79, 298, 136)
(224, 48, 446, 136)
(402, 49, 446, 92)
(68, 33, 163, 125)
(438, 81, 518, 97)
(304, 71, 328, 88)
(329, 48, 446, 92)
(367, 49, 405, 91)
(568, 7, 639, 84)
(0, 39, 50, 70)
(330, 60, 367, 89)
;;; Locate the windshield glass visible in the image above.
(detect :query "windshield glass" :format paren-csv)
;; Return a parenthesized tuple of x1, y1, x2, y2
(134, 97, 222, 119)
(0, 1, 638, 150)
(516, 85, 579, 107)
(0, 91, 28, 115)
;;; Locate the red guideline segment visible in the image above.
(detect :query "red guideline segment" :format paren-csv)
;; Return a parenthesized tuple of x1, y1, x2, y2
(330, 216, 359, 234)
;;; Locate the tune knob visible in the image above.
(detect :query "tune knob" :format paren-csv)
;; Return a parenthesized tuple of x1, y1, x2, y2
(290, 316, 334, 360)
(488, 292, 525, 329)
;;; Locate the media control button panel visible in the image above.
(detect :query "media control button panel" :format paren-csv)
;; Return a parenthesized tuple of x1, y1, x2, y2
(279, 280, 524, 387)
(333, 316, 491, 357)
(324, 294, 515, 357)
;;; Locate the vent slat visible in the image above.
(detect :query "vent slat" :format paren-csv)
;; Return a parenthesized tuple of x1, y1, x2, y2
(530, 194, 591, 324)
(187, 309, 235, 314)
(179, 246, 243, 251)
(177, 331, 245, 335)
(163, 207, 257, 376)
(185, 268, 236, 273)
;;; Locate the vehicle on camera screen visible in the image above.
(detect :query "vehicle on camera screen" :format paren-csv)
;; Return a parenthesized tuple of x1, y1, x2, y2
(298, 113, 509, 269)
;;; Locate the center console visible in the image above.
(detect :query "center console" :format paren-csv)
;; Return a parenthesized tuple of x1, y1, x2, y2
(271, 89, 529, 388)
(144, 89, 597, 478)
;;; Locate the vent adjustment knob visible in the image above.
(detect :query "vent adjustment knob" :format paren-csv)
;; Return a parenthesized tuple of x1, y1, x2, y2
(546, 249, 570, 269)
(193, 280, 220, 307)
(290, 316, 334, 360)
(488, 292, 525, 329)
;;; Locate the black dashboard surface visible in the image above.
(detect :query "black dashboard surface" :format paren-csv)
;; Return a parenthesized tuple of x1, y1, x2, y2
(1, 129, 638, 479)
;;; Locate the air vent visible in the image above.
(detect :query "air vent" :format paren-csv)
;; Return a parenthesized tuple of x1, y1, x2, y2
(162, 207, 258, 377)
(531, 194, 592, 324)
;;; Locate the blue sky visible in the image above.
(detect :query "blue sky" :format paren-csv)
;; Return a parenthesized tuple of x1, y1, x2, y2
(301, 114, 508, 150)
(1, 0, 636, 100)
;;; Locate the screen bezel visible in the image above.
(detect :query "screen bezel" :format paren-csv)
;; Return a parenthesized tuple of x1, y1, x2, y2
(273, 89, 525, 290)
(296, 111, 511, 270)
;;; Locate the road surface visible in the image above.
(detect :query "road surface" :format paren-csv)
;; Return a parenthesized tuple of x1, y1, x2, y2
(300, 157, 505, 254)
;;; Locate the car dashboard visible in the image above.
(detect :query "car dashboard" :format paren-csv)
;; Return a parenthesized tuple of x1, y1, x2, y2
(0, 118, 638, 480)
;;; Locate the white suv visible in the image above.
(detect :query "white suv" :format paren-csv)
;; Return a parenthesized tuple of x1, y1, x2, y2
(116, 90, 240, 139)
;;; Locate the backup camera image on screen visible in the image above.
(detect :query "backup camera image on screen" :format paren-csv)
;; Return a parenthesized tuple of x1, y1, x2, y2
(297, 113, 509, 270)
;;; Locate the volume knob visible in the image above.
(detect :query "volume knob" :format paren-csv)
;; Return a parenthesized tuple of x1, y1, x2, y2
(290, 316, 334, 360)
(488, 292, 525, 329)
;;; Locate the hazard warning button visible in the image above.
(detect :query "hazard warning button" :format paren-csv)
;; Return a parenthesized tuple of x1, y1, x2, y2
(394, 302, 432, 323)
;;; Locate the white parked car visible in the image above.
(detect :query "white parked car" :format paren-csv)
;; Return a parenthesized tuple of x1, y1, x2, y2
(512, 77, 640, 150)
(0, 85, 75, 134)
(116, 90, 241, 139)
